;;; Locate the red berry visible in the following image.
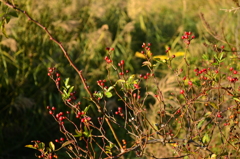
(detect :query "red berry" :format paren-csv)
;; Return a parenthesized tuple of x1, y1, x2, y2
(133, 93, 137, 98)
(60, 137, 64, 141)
(120, 60, 125, 65)
(134, 84, 140, 89)
(58, 116, 63, 121)
(186, 40, 190, 45)
(217, 113, 222, 118)
(229, 67, 234, 71)
(48, 68, 53, 72)
(188, 81, 193, 86)
(180, 90, 185, 94)
(49, 110, 53, 115)
(233, 70, 238, 74)
(119, 72, 124, 76)
(118, 107, 122, 112)
(106, 59, 112, 63)
(55, 139, 59, 143)
(51, 107, 56, 110)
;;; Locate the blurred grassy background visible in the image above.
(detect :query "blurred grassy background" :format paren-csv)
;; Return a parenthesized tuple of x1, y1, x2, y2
(0, 0, 239, 158)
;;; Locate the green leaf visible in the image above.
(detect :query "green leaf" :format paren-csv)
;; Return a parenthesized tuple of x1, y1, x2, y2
(94, 91, 103, 99)
(104, 91, 112, 98)
(214, 54, 218, 61)
(219, 52, 224, 60)
(197, 119, 205, 129)
(38, 142, 45, 150)
(233, 97, 240, 102)
(49, 141, 55, 151)
(68, 86, 74, 96)
(64, 78, 70, 88)
(127, 75, 135, 83)
(202, 54, 209, 60)
(107, 86, 114, 92)
(74, 129, 82, 137)
(83, 105, 90, 113)
(83, 126, 92, 137)
(116, 79, 126, 83)
(202, 133, 210, 143)
(193, 80, 200, 87)
(8, 11, 18, 17)
(209, 102, 219, 110)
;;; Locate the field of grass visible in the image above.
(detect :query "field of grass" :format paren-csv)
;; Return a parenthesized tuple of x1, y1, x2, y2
(0, 0, 239, 158)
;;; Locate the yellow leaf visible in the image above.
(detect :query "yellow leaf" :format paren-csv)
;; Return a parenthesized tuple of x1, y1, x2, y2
(135, 52, 147, 59)
(174, 52, 185, 57)
(153, 55, 169, 60)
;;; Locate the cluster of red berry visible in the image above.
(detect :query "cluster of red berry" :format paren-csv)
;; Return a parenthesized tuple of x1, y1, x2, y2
(139, 72, 154, 80)
(181, 31, 195, 45)
(227, 67, 238, 83)
(55, 137, 65, 143)
(47, 67, 61, 86)
(97, 79, 107, 88)
(115, 107, 124, 117)
(118, 60, 129, 76)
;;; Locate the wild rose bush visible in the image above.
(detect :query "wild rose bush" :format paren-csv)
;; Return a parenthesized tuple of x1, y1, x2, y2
(1, 1, 239, 159)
